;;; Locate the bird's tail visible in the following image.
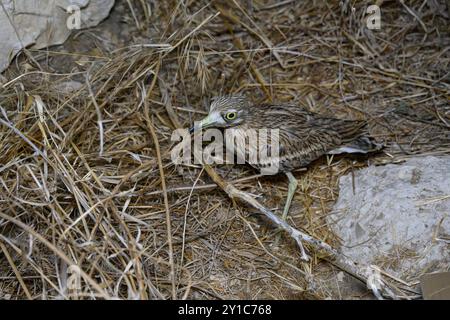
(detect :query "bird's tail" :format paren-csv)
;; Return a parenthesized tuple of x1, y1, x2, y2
(328, 135, 384, 155)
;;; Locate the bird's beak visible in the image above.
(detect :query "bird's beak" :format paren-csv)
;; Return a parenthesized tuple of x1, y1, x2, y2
(189, 114, 215, 134)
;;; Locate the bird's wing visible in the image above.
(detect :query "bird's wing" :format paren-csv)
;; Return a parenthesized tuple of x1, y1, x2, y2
(277, 125, 342, 165)
(248, 104, 370, 167)
(308, 117, 368, 145)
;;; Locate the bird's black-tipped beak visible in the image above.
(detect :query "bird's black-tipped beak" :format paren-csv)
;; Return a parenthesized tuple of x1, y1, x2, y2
(189, 114, 216, 134)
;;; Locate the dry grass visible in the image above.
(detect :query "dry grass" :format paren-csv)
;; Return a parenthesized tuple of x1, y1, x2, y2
(0, 0, 449, 299)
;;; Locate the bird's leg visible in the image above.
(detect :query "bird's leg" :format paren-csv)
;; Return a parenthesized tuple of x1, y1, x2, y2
(282, 171, 298, 220)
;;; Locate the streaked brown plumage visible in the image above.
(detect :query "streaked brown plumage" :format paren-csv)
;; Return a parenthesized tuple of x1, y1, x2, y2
(193, 94, 379, 171)
(191, 94, 381, 219)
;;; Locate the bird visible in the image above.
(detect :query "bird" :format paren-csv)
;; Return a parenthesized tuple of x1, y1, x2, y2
(190, 94, 381, 220)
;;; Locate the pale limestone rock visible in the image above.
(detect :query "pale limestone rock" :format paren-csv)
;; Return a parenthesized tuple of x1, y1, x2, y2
(0, 0, 114, 72)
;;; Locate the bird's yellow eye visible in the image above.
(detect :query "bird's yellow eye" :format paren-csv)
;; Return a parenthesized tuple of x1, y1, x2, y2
(225, 112, 237, 121)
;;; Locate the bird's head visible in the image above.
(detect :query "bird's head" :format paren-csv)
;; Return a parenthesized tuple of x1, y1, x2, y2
(190, 94, 249, 133)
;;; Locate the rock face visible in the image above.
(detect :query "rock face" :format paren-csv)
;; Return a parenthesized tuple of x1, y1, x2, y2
(329, 156, 450, 281)
(0, 0, 115, 72)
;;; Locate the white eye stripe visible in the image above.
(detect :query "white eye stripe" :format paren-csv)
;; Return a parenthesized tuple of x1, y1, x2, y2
(210, 111, 226, 125)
